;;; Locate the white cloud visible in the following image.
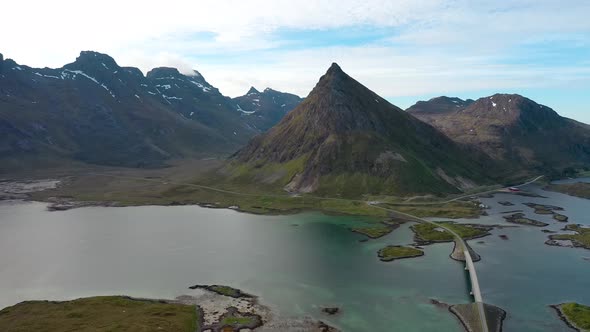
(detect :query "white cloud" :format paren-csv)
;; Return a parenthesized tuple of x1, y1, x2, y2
(1, 0, 589, 110)
(197, 46, 590, 98)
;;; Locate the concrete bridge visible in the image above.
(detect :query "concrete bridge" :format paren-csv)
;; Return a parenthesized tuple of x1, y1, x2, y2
(368, 204, 507, 332)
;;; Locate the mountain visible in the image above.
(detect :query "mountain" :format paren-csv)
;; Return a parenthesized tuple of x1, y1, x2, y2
(406, 96, 473, 123)
(231, 87, 303, 131)
(408, 94, 590, 174)
(0, 51, 293, 171)
(227, 63, 493, 197)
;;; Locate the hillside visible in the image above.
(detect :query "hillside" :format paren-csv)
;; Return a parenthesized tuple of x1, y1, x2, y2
(408, 94, 590, 175)
(225, 63, 494, 197)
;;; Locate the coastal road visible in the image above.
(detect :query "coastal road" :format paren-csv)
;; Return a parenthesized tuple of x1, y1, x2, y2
(393, 175, 545, 206)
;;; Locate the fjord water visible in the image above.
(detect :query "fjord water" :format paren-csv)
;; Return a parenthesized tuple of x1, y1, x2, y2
(0, 182, 589, 331)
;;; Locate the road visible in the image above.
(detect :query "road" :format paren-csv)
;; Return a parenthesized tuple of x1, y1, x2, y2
(392, 175, 545, 206)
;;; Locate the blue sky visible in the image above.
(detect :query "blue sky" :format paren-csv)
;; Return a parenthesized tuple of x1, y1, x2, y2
(1, 0, 589, 122)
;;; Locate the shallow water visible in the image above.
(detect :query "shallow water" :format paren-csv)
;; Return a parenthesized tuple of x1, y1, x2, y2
(0, 180, 589, 331)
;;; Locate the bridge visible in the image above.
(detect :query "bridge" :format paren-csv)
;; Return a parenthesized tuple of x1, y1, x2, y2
(372, 206, 492, 332)
(368, 177, 546, 331)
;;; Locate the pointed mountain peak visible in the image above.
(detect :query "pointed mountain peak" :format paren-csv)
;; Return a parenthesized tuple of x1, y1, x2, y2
(327, 62, 343, 73)
(314, 63, 354, 90)
(247, 86, 260, 95)
(321, 62, 347, 80)
(234, 61, 490, 196)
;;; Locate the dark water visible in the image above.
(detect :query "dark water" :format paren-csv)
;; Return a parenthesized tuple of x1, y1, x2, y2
(0, 181, 589, 331)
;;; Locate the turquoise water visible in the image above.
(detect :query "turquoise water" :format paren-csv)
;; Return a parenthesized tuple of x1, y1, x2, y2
(0, 181, 589, 331)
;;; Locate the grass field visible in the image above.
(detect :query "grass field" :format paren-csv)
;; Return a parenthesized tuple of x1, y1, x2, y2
(0, 296, 199, 332)
(22, 159, 483, 219)
(378, 246, 424, 261)
(556, 303, 590, 331)
(351, 225, 394, 238)
(411, 222, 491, 243)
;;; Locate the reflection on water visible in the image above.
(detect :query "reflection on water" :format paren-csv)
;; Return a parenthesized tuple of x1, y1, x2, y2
(0, 180, 589, 331)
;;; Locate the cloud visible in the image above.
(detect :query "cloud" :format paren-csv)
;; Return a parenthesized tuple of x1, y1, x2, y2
(196, 45, 590, 98)
(1, 0, 589, 120)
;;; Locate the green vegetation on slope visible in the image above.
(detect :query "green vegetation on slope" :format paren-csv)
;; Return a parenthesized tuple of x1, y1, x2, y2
(29, 162, 481, 219)
(0, 296, 198, 332)
(556, 303, 590, 331)
(378, 246, 424, 261)
(411, 222, 491, 243)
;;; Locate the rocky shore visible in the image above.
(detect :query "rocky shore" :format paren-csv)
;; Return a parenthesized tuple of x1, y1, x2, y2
(183, 285, 340, 332)
(0, 179, 60, 201)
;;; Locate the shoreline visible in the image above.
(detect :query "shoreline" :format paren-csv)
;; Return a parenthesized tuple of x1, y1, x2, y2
(0, 290, 340, 332)
(550, 304, 584, 332)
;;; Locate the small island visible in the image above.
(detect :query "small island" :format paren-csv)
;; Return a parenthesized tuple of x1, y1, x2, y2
(378, 245, 424, 261)
(411, 221, 492, 244)
(547, 224, 590, 250)
(553, 213, 569, 222)
(351, 218, 407, 239)
(188, 284, 252, 298)
(503, 213, 548, 227)
(546, 182, 590, 200)
(523, 202, 564, 215)
(552, 302, 590, 332)
(351, 225, 394, 239)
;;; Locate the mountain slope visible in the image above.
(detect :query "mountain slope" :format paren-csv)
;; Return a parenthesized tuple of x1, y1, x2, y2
(232, 87, 303, 131)
(0, 51, 261, 170)
(227, 64, 493, 197)
(409, 94, 590, 173)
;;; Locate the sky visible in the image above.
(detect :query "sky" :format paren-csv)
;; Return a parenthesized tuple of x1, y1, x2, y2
(1, 0, 589, 122)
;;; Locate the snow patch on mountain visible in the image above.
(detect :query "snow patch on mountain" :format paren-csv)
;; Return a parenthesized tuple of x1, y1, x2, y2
(189, 80, 211, 93)
(236, 104, 255, 114)
(62, 69, 115, 98)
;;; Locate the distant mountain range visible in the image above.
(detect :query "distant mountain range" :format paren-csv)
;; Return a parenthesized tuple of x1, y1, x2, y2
(2, 50, 589, 194)
(407, 94, 590, 177)
(0, 51, 302, 170)
(228, 63, 494, 197)
(231, 87, 303, 131)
